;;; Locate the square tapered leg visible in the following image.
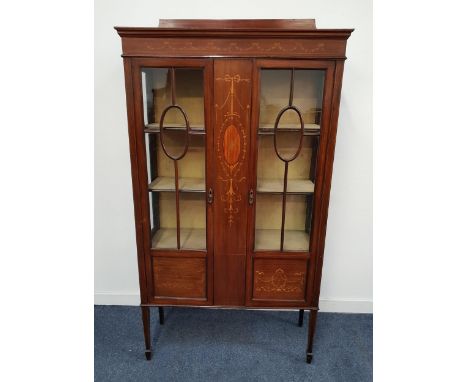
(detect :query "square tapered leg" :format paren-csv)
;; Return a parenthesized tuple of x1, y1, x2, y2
(141, 306, 152, 360)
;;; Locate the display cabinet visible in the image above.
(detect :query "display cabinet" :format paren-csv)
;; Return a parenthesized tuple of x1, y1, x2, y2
(115, 19, 353, 363)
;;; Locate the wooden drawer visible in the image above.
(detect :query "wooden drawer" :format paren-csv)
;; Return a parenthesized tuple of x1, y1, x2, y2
(153, 257, 206, 299)
(252, 259, 307, 301)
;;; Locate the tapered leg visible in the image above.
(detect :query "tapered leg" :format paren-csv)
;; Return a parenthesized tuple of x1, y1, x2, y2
(141, 306, 152, 360)
(306, 309, 318, 363)
(298, 309, 304, 327)
(158, 307, 165, 325)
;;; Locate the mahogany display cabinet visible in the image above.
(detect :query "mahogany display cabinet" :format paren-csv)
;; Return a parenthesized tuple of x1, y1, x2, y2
(115, 19, 353, 363)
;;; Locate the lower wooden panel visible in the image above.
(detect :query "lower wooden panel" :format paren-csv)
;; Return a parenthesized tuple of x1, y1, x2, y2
(252, 259, 307, 301)
(153, 257, 206, 299)
(214, 255, 246, 305)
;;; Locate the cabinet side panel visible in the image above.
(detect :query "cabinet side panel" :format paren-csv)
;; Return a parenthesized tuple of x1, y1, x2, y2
(123, 58, 149, 303)
(311, 61, 345, 307)
(213, 59, 252, 306)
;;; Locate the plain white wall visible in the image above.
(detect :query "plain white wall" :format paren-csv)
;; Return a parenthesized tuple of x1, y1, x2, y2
(94, 0, 372, 312)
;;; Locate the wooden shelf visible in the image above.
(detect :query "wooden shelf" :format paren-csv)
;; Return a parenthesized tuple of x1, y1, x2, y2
(255, 229, 310, 251)
(257, 178, 315, 194)
(145, 123, 205, 135)
(149, 177, 205, 192)
(258, 123, 320, 136)
(151, 228, 206, 250)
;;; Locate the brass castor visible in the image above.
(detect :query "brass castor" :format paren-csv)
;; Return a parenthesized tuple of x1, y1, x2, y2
(145, 350, 152, 361)
(306, 353, 313, 363)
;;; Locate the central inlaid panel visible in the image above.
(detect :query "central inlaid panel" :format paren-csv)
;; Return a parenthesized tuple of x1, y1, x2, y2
(213, 59, 252, 305)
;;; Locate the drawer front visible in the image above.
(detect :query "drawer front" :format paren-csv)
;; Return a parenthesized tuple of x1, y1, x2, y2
(153, 257, 206, 299)
(252, 259, 307, 301)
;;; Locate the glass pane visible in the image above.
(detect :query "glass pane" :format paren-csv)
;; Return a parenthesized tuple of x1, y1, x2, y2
(255, 68, 323, 252)
(143, 67, 206, 251)
(257, 135, 317, 194)
(150, 193, 206, 250)
(283, 195, 311, 251)
(259, 69, 324, 132)
(142, 68, 205, 131)
(255, 194, 282, 250)
(254, 194, 311, 251)
(147, 135, 206, 192)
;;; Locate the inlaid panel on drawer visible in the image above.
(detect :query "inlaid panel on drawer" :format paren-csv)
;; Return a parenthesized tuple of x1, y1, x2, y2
(253, 259, 307, 301)
(153, 258, 206, 299)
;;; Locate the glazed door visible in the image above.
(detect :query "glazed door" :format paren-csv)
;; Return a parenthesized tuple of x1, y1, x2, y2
(246, 60, 336, 307)
(132, 58, 214, 305)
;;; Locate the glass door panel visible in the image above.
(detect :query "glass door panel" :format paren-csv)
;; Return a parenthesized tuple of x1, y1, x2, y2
(142, 68, 205, 132)
(255, 68, 324, 252)
(259, 69, 324, 134)
(142, 67, 207, 251)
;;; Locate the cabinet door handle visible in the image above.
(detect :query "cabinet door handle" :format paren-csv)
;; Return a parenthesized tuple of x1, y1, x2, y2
(207, 188, 213, 204)
(249, 189, 254, 205)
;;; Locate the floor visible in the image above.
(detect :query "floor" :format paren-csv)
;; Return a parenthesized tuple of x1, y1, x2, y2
(94, 306, 372, 381)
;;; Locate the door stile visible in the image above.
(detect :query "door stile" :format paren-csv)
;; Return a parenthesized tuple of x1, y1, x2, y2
(204, 58, 215, 304)
(245, 58, 259, 306)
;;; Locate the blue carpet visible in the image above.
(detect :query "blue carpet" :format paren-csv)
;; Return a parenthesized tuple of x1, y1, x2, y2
(94, 306, 372, 381)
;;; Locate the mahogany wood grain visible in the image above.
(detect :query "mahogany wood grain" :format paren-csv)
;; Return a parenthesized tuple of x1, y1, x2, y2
(311, 61, 345, 308)
(245, 59, 258, 306)
(158, 19, 317, 29)
(119, 37, 349, 59)
(123, 58, 150, 303)
(115, 27, 353, 39)
(153, 257, 206, 299)
(213, 59, 252, 305)
(252, 259, 307, 301)
(204, 59, 215, 305)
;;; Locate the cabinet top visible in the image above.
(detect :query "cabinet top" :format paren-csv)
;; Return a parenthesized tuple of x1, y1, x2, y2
(115, 19, 353, 38)
(115, 19, 353, 59)
(157, 19, 317, 29)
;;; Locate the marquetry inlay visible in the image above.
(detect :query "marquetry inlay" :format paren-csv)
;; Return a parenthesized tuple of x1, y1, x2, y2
(215, 74, 250, 226)
(120, 38, 347, 58)
(255, 268, 305, 293)
(159, 40, 327, 54)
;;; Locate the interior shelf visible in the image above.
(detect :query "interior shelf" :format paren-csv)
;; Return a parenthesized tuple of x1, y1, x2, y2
(145, 123, 205, 134)
(148, 177, 205, 192)
(257, 178, 315, 194)
(255, 229, 310, 251)
(258, 123, 320, 135)
(151, 228, 206, 250)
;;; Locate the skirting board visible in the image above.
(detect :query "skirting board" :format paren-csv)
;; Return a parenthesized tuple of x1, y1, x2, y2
(94, 292, 373, 313)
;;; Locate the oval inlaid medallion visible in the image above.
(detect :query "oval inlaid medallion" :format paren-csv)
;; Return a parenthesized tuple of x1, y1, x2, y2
(223, 124, 241, 165)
